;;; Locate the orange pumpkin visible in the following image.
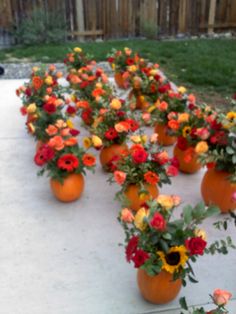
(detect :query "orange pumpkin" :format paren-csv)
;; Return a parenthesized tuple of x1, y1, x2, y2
(137, 269, 182, 304)
(50, 173, 84, 202)
(128, 90, 147, 110)
(114, 72, 127, 89)
(99, 144, 128, 171)
(173, 144, 201, 174)
(201, 168, 236, 213)
(124, 184, 159, 211)
(154, 124, 177, 146)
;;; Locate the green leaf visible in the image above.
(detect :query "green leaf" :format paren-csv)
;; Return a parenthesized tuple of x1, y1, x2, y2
(179, 297, 188, 310)
(183, 205, 193, 224)
(205, 205, 220, 217)
(226, 146, 234, 155)
(162, 233, 172, 240)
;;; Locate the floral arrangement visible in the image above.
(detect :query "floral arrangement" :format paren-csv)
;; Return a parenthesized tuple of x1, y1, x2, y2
(86, 98, 140, 149)
(64, 46, 93, 71)
(197, 109, 236, 182)
(34, 120, 96, 182)
(17, 65, 65, 137)
(110, 135, 178, 198)
(119, 197, 234, 285)
(180, 288, 232, 313)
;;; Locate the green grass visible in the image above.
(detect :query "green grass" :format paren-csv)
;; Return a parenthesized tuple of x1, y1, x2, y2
(1, 39, 236, 103)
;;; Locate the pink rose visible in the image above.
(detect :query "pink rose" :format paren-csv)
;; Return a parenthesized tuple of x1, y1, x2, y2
(213, 289, 232, 306)
(232, 192, 236, 202)
(114, 171, 126, 185)
(121, 208, 134, 223)
(150, 212, 166, 231)
(166, 165, 179, 176)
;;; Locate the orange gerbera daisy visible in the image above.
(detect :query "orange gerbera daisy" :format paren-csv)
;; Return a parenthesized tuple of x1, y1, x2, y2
(82, 154, 96, 167)
(32, 76, 43, 90)
(144, 171, 159, 185)
(92, 88, 105, 98)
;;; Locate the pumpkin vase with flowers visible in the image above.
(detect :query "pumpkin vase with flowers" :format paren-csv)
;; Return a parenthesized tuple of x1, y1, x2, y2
(34, 121, 96, 202)
(109, 134, 179, 210)
(119, 197, 235, 304)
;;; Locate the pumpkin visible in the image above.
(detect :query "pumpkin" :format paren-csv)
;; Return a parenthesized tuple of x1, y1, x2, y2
(154, 123, 177, 146)
(114, 72, 126, 89)
(173, 144, 201, 174)
(99, 144, 128, 171)
(201, 168, 236, 213)
(50, 173, 84, 202)
(124, 183, 159, 211)
(137, 269, 182, 304)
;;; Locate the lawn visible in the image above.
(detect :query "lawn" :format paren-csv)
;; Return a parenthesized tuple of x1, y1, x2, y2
(1, 38, 236, 107)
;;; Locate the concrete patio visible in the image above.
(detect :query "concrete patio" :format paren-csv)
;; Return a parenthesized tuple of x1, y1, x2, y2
(0, 79, 235, 314)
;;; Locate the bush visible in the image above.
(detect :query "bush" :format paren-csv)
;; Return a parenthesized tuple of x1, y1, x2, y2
(13, 8, 67, 45)
(141, 21, 159, 39)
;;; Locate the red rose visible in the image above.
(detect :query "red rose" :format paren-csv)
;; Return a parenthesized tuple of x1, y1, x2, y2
(66, 105, 77, 115)
(107, 57, 115, 63)
(80, 81, 90, 89)
(170, 156, 179, 168)
(132, 249, 149, 268)
(166, 165, 179, 176)
(81, 109, 92, 125)
(96, 69, 103, 77)
(150, 212, 166, 231)
(126, 57, 134, 65)
(105, 128, 119, 140)
(125, 236, 139, 262)
(20, 106, 27, 116)
(210, 120, 222, 130)
(154, 74, 161, 81)
(126, 119, 139, 132)
(69, 129, 80, 136)
(150, 84, 157, 93)
(188, 103, 196, 110)
(116, 111, 125, 117)
(132, 148, 148, 164)
(158, 83, 171, 94)
(43, 103, 57, 114)
(185, 237, 207, 255)
(25, 88, 32, 97)
(177, 136, 188, 150)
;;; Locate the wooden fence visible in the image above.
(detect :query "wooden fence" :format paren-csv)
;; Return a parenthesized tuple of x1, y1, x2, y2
(0, 0, 236, 45)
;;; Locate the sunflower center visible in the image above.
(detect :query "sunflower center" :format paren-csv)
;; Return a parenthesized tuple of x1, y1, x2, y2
(165, 252, 181, 266)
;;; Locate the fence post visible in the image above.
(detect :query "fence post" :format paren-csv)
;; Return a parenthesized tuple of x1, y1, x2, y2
(76, 0, 85, 41)
(178, 0, 187, 34)
(208, 0, 216, 34)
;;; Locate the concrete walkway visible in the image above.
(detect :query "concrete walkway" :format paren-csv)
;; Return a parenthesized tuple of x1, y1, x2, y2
(0, 79, 236, 314)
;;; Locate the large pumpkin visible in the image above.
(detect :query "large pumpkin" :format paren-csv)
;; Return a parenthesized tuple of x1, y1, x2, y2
(124, 183, 159, 211)
(173, 144, 201, 174)
(154, 123, 177, 146)
(201, 168, 236, 213)
(137, 269, 182, 304)
(128, 90, 147, 110)
(50, 173, 84, 202)
(99, 144, 128, 171)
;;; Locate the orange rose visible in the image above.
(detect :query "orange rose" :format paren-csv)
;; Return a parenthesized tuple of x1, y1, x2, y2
(46, 125, 58, 136)
(213, 289, 232, 306)
(70, 74, 81, 84)
(114, 171, 126, 185)
(64, 137, 77, 146)
(82, 154, 96, 167)
(120, 208, 134, 223)
(60, 128, 71, 137)
(168, 120, 179, 130)
(188, 93, 196, 103)
(178, 113, 189, 123)
(158, 101, 168, 111)
(49, 64, 56, 71)
(56, 71, 63, 78)
(195, 141, 208, 154)
(48, 136, 64, 151)
(92, 88, 105, 98)
(76, 100, 90, 109)
(115, 121, 130, 133)
(32, 76, 43, 90)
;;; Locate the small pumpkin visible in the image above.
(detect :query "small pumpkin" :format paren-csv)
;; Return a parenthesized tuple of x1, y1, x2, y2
(99, 144, 128, 171)
(173, 144, 201, 174)
(50, 173, 84, 202)
(114, 72, 126, 89)
(124, 183, 159, 211)
(201, 168, 236, 213)
(154, 123, 177, 146)
(137, 269, 182, 304)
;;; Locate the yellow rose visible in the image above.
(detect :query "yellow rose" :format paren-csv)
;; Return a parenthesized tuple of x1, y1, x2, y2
(194, 228, 207, 241)
(149, 76, 154, 81)
(195, 141, 208, 154)
(27, 103, 37, 113)
(73, 47, 82, 53)
(66, 119, 74, 129)
(150, 69, 159, 76)
(71, 94, 76, 102)
(141, 135, 147, 143)
(130, 135, 142, 143)
(128, 65, 137, 72)
(92, 135, 103, 148)
(156, 195, 174, 210)
(134, 207, 149, 231)
(45, 76, 53, 85)
(178, 113, 190, 123)
(178, 86, 187, 94)
(83, 137, 92, 149)
(111, 63, 116, 70)
(110, 98, 121, 110)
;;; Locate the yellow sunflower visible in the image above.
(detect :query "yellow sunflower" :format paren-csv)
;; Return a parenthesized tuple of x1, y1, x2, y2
(182, 126, 192, 138)
(134, 207, 149, 231)
(224, 112, 236, 129)
(157, 245, 188, 274)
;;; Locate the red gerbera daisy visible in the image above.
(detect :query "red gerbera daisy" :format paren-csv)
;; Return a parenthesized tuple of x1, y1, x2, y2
(57, 154, 79, 172)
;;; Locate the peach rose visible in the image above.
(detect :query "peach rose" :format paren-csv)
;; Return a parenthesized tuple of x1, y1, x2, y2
(114, 171, 126, 185)
(142, 112, 151, 123)
(55, 119, 67, 129)
(115, 121, 130, 133)
(60, 128, 71, 137)
(64, 137, 77, 146)
(56, 71, 63, 78)
(178, 113, 190, 123)
(188, 94, 196, 103)
(49, 64, 56, 71)
(46, 125, 58, 136)
(158, 101, 168, 111)
(213, 289, 232, 306)
(195, 141, 208, 154)
(48, 136, 64, 151)
(150, 133, 158, 143)
(120, 208, 134, 223)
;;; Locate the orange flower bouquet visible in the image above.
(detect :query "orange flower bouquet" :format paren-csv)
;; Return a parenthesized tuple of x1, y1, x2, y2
(64, 46, 93, 71)
(34, 122, 96, 202)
